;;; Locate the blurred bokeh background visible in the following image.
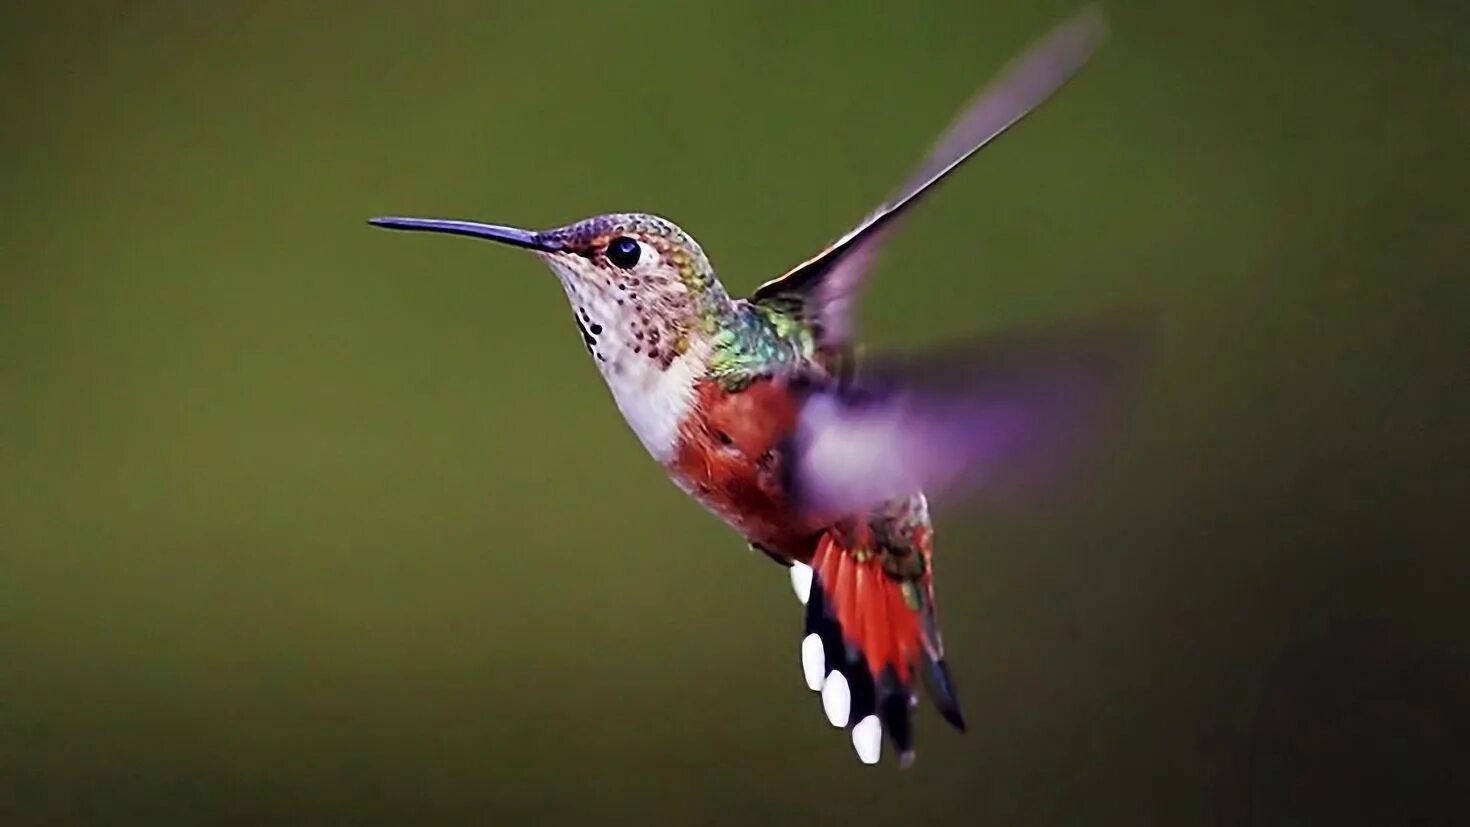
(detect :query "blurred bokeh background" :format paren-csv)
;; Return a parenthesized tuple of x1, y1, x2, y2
(3, 1, 1467, 824)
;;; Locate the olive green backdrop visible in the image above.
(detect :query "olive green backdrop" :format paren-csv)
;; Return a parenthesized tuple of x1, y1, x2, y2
(2, 1, 1466, 824)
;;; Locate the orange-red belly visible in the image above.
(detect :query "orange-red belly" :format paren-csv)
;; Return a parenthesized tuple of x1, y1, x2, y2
(668, 377, 823, 558)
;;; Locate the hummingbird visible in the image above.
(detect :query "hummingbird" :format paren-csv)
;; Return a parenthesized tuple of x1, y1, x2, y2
(370, 9, 1135, 766)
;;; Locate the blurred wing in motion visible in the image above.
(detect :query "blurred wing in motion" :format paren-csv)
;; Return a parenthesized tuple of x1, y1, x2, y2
(749, 8, 1107, 350)
(786, 311, 1148, 519)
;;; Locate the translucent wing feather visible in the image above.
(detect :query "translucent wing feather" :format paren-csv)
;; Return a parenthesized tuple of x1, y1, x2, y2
(786, 311, 1147, 518)
(749, 8, 1106, 347)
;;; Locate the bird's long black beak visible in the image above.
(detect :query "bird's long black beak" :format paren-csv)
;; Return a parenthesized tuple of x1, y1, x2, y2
(367, 217, 557, 251)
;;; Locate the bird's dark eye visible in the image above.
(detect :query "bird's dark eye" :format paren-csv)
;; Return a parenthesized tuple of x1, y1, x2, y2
(606, 236, 641, 269)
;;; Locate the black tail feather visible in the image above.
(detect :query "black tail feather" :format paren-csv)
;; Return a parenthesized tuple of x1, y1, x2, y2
(922, 654, 967, 733)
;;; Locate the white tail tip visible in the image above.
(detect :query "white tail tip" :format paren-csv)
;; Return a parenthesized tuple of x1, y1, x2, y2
(789, 562, 813, 605)
(852, 715, 882, 765)
(800, 633, 825, 692)
(821, 670, 851, 727)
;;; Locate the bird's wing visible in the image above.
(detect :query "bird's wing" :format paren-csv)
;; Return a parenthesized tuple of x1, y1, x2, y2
(748, 8, 1106, 350)
(783, 311, 1147, 519)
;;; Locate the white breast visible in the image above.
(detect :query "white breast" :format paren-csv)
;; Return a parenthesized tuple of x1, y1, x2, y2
(558, 281, 703, 465)
(599, 347, 702, 464)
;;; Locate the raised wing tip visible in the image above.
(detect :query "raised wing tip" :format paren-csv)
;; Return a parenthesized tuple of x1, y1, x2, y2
(1066, 5, 1110, 45)
(749, 7, 1112, 313)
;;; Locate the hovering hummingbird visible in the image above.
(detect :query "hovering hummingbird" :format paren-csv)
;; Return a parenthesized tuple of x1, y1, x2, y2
(371, 9, 1135, 766)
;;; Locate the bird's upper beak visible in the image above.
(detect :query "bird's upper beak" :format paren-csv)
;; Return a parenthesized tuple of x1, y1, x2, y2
(367, 216, 560, 252)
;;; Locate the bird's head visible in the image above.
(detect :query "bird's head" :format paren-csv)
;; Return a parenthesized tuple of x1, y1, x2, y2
(369, 211, 730, 367)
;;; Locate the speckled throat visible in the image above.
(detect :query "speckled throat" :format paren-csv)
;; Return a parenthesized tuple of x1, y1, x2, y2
(529, 213, 738, 464)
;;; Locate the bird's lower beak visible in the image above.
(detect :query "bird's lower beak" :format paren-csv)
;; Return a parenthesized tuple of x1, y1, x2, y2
(367, 216, 558, 252)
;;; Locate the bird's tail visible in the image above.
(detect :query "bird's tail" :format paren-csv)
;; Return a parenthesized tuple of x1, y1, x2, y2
(789, 517, 964, 766)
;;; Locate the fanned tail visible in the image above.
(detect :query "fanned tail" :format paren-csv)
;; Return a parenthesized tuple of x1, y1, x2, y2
(790, 523, 963, 766)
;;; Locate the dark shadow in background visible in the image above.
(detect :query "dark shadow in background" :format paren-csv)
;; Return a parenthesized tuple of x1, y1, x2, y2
(1248, 620, 1470, 826)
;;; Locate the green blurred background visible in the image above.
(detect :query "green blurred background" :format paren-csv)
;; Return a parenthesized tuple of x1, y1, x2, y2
(2, 1, 1467, 824)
